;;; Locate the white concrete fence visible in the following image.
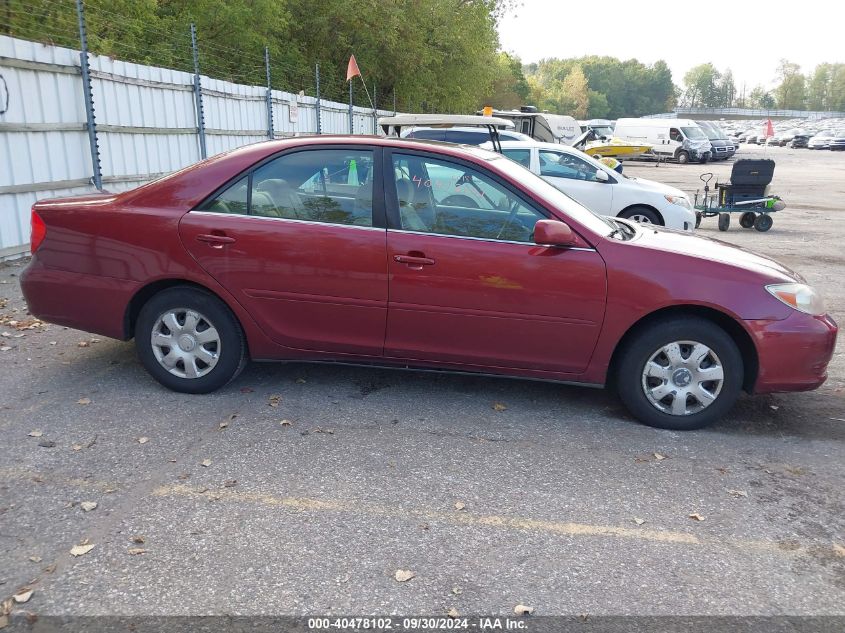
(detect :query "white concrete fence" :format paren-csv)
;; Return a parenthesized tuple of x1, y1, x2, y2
(0, 35, 396, 259)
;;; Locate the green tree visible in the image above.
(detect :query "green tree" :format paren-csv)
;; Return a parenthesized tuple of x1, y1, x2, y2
(774, 59, 805, 109)
(561, 65, 590, 118)
(682, 63, 721, 107)
(483, 52, 530, 109)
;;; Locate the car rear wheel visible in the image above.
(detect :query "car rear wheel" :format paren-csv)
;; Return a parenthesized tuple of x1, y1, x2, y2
(616, 317, 743, 430)
(619, 206, 662, 225)
(136, 287, 247, 393)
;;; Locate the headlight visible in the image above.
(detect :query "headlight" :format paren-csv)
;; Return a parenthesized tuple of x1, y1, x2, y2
(665, 194, 691, 209)
(766, 283, 826, 316)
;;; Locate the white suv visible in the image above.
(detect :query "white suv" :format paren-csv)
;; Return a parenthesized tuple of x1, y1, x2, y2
(488, 140, 696, 231)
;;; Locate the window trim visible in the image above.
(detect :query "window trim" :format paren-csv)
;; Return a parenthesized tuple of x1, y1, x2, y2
(192, 144, 386, 229)
(383, 147, 551, 239)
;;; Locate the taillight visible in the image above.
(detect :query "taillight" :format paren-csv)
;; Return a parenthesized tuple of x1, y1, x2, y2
(30, 209, 46, 254)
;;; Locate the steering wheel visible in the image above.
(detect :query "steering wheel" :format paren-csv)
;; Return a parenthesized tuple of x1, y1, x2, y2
(441, 194, 479, 208)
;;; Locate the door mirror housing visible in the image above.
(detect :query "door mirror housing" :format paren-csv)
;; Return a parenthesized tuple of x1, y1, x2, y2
(594, 170, 610, 183)
(533, 219, 577, 247)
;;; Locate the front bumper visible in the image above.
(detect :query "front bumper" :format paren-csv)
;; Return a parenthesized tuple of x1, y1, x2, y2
(746, 311, 838, 393)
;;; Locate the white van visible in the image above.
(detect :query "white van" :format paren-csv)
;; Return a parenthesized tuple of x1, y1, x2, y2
(614, 118, 712, 164)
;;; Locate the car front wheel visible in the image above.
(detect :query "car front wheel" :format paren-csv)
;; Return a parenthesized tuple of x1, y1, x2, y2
(136, 287, 247, 393)
(616, 317, 743, 430)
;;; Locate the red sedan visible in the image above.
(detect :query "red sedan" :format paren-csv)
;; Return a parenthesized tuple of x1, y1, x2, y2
(21, 136, 837, 430)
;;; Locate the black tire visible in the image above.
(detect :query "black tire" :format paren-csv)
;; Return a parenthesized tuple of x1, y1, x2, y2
(695, 212, 702, 228)
(676, 150, 689, 164)
(136, 286, 247, 393)
(739, 212, 756, 229)
(754, 213, 773, 232)
(615, 317, 744, 430)
(718, 213, 730, 231)
(619, 206, 662, 226)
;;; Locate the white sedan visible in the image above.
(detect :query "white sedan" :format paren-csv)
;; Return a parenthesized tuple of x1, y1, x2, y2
(486, 140, 697, 231)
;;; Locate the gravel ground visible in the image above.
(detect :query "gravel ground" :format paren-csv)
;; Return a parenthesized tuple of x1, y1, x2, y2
(0, 143, 843, 622)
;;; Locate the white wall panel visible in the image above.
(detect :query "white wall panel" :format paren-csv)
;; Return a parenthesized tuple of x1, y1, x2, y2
(1, 35, 400, 257)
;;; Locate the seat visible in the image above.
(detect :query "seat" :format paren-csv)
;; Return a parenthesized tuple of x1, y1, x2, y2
(349, 184, 374, 226)
(395, 178, 428, 231)
(255, 179, 304, 219)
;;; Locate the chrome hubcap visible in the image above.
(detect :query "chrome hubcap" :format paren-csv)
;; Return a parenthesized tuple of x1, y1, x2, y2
(641, 340, 724, 416)
(151, 309, 220, 379)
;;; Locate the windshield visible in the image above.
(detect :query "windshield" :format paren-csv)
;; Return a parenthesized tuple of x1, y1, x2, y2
(681, 126, 707, 140)
(592, 125, 614, 137)
(488, 154, 614, 237)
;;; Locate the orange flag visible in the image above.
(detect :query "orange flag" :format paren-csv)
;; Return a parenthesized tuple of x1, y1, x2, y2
(346, 55, 361, 82)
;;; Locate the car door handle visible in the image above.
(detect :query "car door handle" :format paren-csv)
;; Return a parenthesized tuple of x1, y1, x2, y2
(394, 254, 435, 267)
(196, 234, 236, 247)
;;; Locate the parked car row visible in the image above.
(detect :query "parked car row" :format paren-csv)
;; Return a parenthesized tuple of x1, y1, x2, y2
(735, 127, 845, 151)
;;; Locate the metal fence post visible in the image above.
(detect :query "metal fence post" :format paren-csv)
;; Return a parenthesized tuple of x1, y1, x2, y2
(348, 81, 353, 134)
(190, 23, 207, 159)
(315, 63, 321, 135)
(393, 88, 396, 116)
(372, 83, 377, 134)
(264, 47, 274, 139)
(75, 0, 102, 190)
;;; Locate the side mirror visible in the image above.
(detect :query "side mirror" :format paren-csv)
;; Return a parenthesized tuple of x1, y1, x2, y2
(594, 170, 610, 183)
(534, 219, 577, 247)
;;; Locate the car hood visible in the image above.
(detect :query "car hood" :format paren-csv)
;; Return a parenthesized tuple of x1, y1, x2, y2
(624, 176, 686, 198)
(624, 225, 803, 282)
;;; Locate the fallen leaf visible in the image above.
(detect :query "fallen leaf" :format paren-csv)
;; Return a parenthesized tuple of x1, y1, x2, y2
(38, 439, 56, 448)
(727, 489, 748, 498)
(201, 459, 211, 467)
(653, 452, 667, 461)
(69, 543, 95, 557)
(280, 419, 293, 427)
(77, 398, 91, 405)
(831, 417, 845, 422)
(770, 405, 779, 411)
(785, 465, 805, 476)
(72, 444, 83, 451)
(137, 437, 149, 444)
(43, 564, 56, 574)
(447, 608, 459, 619)
(492, 402, 507, 412)
(0, 615, 7, 629)
(454, 501, 466, 511)
(28, 430, 43, 437)
(132, 535, 146, 544)
(90, 338, 101, 343)
(833, 543, 845, 557)
(394, 569, 415, 583)
(12, 590, 32, 604)
(514, 604, 534, 616)
(28, 556, 42, 563)
(77, 341, 90, 348)
(633, 518, 645, 525)
(224, 479, 237, 488)
(80, 501, 98, 512)
(0, 346, 12, 352)
(219, 421, 229, 429)
(688, 513, 705, 521)
(49, 341, 57, 346)
(295, 377, 307, 384)
(716, 467, 729, 474)
(452, 586, 462, 595)
(239, 387, 254, 393)
(268, 394, 282, 407)
(127, 548, 147, 555)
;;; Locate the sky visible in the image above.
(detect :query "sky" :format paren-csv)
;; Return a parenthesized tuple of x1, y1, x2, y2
(497, 0, 844, 92)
